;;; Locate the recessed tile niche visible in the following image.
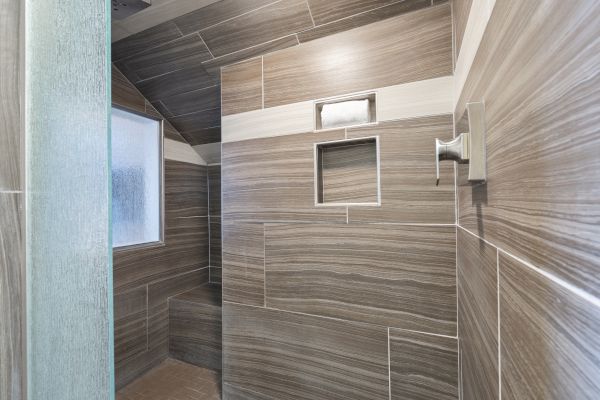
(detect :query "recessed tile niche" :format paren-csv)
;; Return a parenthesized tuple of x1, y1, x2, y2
(315, 137, 380, 205)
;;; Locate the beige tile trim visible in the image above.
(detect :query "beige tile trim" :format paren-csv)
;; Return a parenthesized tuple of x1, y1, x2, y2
(222, 76, 454, 143)
(453, 0, 497, 107)
(164, 138, 207, 165)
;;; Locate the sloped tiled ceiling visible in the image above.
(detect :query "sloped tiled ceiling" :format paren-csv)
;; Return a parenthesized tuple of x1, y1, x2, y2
(112, 0, 442, 147)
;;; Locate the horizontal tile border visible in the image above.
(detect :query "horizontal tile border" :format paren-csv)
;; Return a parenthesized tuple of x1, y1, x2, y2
(164, 138, 206, 165)
(222, 76, 453, 143)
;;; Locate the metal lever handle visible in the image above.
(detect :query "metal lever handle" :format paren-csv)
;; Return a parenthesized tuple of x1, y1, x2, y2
(435, 134, 469, 186)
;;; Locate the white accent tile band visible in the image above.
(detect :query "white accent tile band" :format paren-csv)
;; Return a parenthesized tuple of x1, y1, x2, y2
(454, 0, 497, 107)
(193, 142, 221, 164)
(164, 138, 207, 165)
(222, 76, 454, 143)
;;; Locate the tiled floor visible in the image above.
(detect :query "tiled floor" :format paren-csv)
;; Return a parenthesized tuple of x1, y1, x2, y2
(116, 358, 221, 400)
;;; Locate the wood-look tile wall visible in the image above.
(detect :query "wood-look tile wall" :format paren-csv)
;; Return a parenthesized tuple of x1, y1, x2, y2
(112, 69, 210, 388)
(221, 6, 457, 397)
(0, 0, 24, 397)
(208, 165, 222, 284)
(455, 1, 600, 399)
(112, 0, 447, 146)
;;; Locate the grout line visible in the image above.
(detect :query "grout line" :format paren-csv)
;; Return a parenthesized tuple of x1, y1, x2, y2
(387, 327, 392, 400)
(196, 32, 215, 59)
(0, 190, 22, 194)
(305, 0, 316, 27)
(497, 248, 502, 400)
(458, 224, 600, 310)
(198, 0, 282, 33)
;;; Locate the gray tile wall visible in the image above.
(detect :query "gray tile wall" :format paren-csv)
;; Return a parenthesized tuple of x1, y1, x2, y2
(112, 70, 210, 388)
(0, 0, 24, 397)
(455, 1, 600, 399)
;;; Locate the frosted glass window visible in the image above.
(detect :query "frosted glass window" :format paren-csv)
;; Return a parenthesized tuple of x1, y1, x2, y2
(111, 107, 162, 248)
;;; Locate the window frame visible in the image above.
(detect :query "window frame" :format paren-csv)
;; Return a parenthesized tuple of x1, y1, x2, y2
(111, 104, 165, 251)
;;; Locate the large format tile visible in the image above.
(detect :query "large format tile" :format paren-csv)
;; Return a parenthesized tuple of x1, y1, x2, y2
(222, 130, 347, 223)
(221, 58, 263, 116)
(169, 108, 221, 135)
(182, 127, 222, 147)
(112, 21, 182, 62)
(0, 194, 23, 399)
(457, 228, 498, 400)
(307, 0, 399, 25)
(208, 165, 221, 216)
(456, 0, 600, 298)
(164, 160, 208, 219)
(347, 115, 455, 224)
(265, 224, 456, 335)
(0, 0, 21, 191)
(202, 35, 299, 80)
(115, 34, 212, 83)
(114, 287, 148, 364)
(299, 0, 431, 43)
(222, 222, 264, 306)
(112, 65, 146, 113)
(499, 253, 600, 399)
(263, 4, 452, 108)
(114, 216, 209, 292)
(173, 0, 275, 35)
(136, 66, 215, 103)
(200, 0, 313, 58)
(169, 285, 222, 371)
(223, 302, 390, 400)
(160, 85, 221, 117)
(452, 0, 473, 62)
(389, 329, 458, 400)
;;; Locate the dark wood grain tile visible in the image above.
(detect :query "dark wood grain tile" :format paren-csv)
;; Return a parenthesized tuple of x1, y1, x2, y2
(112, 65, 146, 113)
(181, 127, 221, 146)
(210, 267, 222, 285)
(222, 222, 264, 306)
(222, 130, 347, 223)
(499, 253, 600, 399)
(165, 161, 208, 218)
(320, 140, 378, 204)
(200, 0, 313, 58)
(0, 0, 21, 191)
(114, 286, 147, 364)
(136, 66, 215, 103)
(0, 194, 23, 399)
(346, 115, 455, 223)
(457, 227, 498, 400)
(264, 4, 451, 107)
(170, 108, 221, 136)
(210, 219, 222, 269)
(146, 99, 171, 118)
(223, 384, 278, 400)
(452, 0, 472, 62)
(223, 302, 390, 400)
(389, 329, 458, 400)
(265, 224, 457, 335)
(456, 0, 600, 298)
(307, 0, 400, 25)
(299, 0, 431, 43)
(159, 85, 221, 117)
(112, 21, 182, 62)
(116, 342, 168, 389)
(169, 285, 222, 370)
(202, 35, 298, 80)
(114, 216, 209, 292)
(115, 34, 213, 83)
(221, 58, 263, 116)
(208, 165, 221, 216)
(147, 268, 209, 309)
(173, 0, 276, 35)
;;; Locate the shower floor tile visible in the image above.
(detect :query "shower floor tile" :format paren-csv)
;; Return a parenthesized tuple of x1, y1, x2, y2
(117, 358, 221, 400)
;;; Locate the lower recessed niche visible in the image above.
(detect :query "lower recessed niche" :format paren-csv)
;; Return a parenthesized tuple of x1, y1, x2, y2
(315, 137, 380, 206)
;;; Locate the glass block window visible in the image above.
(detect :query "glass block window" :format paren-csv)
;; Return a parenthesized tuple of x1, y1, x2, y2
(111, 107, 162, 248)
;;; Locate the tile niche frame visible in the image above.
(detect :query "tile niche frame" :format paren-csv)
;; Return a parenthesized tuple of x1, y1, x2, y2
(313, 136, 381, 207)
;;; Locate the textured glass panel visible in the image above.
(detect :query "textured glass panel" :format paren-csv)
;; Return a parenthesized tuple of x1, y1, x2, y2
(111, 108, 161, 248)
(25, 0, 114, 399)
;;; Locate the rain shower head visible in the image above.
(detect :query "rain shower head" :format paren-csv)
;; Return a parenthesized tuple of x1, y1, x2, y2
(112, 0, 151, 20)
